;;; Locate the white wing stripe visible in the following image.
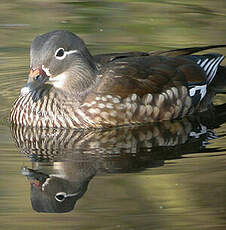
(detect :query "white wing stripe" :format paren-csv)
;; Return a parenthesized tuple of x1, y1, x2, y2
(200, 59, 209, 67)
(203, 58, 215, 71)
(207, 56, 224, 83)
(196, 55, 224, 84)
(197, 59, 201, 64)
(206, 57, 220, 76)
(209, 65, 218, 84)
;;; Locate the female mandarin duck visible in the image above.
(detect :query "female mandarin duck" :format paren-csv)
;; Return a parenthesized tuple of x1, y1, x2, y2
(10, 30, 226, 129)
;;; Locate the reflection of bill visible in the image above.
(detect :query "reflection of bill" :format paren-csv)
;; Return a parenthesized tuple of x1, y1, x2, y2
(11, 106, 226, 213)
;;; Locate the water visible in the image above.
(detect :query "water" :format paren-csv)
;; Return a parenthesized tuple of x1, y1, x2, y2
(1, 0, 226, 229)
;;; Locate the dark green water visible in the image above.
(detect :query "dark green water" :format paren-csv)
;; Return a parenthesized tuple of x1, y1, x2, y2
(1, 0, 226, 229)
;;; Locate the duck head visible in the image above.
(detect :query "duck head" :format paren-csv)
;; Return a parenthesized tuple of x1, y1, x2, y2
(21, 30, 97, 98)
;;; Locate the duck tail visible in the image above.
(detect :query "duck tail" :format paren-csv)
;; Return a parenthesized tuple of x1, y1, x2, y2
(187, 54, 225, 107)
(211, 65, 226, 93)
(191, 54, 225, 85)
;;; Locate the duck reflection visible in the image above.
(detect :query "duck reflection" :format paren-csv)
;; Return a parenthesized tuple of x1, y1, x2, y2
(21, 159, 95, 213)
(10, 104, 226, 213)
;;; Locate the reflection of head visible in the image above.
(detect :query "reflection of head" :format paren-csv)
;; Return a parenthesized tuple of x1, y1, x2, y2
(30, 178, 90, 213)
(22, 167, 94, 213)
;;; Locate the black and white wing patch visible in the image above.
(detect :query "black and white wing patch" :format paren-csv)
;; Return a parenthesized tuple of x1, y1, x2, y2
(186, 53, 224, 106)
(189, 53, 224, 84)
(196, 54, 224, 84)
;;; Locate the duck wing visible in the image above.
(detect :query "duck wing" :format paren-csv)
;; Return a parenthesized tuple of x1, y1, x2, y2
(94, 52, 149, 65)
(95, 54, 223, 100)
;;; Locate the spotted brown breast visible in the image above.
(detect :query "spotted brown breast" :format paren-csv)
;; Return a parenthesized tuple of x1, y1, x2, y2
(10, 84, 192, 129)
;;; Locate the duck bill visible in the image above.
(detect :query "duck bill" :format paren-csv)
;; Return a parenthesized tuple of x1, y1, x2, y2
(20, 67, 50, 96)
(21, 167, 49, 189)
(28, 67, 49, 83)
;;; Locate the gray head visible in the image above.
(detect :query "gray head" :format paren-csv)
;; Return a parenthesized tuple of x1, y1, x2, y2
(23, 30, 97, 98)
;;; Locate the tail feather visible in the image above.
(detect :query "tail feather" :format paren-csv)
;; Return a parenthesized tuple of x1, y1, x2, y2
(212, 66, 226, 93)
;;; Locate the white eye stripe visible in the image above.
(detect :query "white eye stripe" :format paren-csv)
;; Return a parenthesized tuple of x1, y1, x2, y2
(65, 50, 79, 55)
(55, 48, 79, 60)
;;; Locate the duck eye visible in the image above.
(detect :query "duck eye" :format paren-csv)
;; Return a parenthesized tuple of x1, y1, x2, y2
(55, 192, 66, 202)
(55, 48, 65, 60)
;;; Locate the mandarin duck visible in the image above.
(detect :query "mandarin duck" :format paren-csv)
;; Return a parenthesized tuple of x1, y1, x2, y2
(10, 30, 226, 128)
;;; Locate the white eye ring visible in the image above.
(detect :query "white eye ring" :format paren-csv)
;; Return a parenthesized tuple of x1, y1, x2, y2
(55, 48, 66, 60)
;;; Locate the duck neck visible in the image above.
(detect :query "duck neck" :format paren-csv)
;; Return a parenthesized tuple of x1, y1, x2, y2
(57, 60, 98, 102)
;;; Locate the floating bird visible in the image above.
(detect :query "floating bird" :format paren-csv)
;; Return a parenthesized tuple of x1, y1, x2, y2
(10, 30, 226, 128)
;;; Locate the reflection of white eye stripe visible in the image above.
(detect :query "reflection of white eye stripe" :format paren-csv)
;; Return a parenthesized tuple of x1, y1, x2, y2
(55, 191, 80, 202)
